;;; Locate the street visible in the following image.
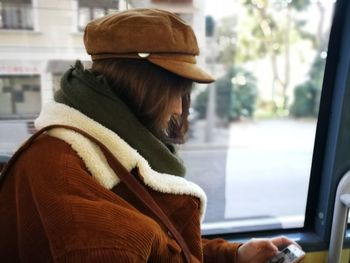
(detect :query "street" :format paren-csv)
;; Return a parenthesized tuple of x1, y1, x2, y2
(179, 119, 316, 233)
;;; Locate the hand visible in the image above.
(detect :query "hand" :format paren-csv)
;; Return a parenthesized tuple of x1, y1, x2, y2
(236, 236, 297, 263)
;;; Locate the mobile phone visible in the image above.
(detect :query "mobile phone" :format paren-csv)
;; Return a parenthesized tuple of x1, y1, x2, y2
(267, 244, 305, 263)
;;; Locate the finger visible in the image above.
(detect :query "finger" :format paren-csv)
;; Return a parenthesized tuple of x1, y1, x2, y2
(256, 241, 279, 261)
(266, 246, 279, 259)
(270, 236, 296, 248)
(254, 240, 279, 255)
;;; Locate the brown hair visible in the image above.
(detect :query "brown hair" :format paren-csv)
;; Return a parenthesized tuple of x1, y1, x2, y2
(91, 58, 193, 144)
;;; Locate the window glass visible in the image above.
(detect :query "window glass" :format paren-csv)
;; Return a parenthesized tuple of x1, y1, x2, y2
(78, 7, 107, 31)
(0, 0, 336, 235)
(19, 4, 33, 29)
(78, 0, 117, 30)
(0, 1, 33, 30)
(108, 8, 119, 14)
(178, 0, 336, 234)
(78, 7, 91, 31)
(93, 8, 106, 19)
(0, 76, 41, 119)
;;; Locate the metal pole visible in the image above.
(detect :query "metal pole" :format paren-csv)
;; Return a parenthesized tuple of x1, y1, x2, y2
(328, 170, 350, 263)
(205, 37, 216, 143)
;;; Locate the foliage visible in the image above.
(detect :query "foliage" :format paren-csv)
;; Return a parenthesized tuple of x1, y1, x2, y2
(216, 16, 237, 66)
(194, 67, 258, 121)
(290, 82, 317, 117)
(214, 0, 326, 114)
(290, 53, 326, 117)
(234, 0, 310, 64)
(215, 0, 316, 111)
(194, 89, 208, 119)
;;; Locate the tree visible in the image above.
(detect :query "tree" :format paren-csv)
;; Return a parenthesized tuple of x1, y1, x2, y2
(234, 0, 312, 110)
(290, 44, 327, 117)
(213, 0, 328, 117)
(290, 0, 329, 117)
(216, 16, 238, 67)
(194, 67, 258, 121)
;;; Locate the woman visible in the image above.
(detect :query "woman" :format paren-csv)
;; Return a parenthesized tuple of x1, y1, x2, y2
(0, 8, 299, 262)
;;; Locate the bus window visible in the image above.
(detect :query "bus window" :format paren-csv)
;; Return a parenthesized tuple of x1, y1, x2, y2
(0, 0, 336, 231)
(2, 0, 350, 261)
(177, 0, 336, 235)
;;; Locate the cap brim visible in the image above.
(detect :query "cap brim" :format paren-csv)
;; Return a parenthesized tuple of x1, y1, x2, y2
(148, 57, 215, 84)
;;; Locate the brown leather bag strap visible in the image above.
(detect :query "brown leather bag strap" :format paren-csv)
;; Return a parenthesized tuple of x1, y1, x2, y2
(1, 124, 192, 263)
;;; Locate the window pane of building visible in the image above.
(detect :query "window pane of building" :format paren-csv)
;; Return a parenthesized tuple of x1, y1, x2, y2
(78, 0, 119, 30)
(93, 8, 106, 19)
(0, 76, 41, 119)
(19, 3, 33, 29)
(0, 1, 33, 30)
(78, 7, 90, 31)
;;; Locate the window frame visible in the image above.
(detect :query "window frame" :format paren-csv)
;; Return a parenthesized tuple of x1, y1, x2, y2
(0, 0, 34, 31)
(203, 0, 350, 253)
(77, 0, 119, 32)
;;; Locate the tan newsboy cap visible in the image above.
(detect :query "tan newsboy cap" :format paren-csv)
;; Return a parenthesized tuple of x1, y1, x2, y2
(84, 8, 214, 83)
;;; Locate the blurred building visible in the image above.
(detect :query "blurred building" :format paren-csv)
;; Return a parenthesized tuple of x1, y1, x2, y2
(129, 0, 206, 50)
(0, 0, 120, 120)
(0, 0, 206, 121)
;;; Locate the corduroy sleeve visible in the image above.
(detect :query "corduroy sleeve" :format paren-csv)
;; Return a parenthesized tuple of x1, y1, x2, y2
(56, 248, 145, 263)
(202, 238, 242, 263)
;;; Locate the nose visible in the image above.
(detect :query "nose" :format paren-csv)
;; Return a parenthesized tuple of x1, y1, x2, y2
(172, 96, 182, 116)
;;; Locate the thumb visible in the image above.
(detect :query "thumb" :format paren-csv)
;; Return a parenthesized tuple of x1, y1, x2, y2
(261, 241, 279, 260)
(263, 240, 279, 253)
(248, 240, 279, 262)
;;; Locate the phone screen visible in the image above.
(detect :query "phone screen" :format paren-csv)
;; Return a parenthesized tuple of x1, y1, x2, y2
(268, 244, 305, 263)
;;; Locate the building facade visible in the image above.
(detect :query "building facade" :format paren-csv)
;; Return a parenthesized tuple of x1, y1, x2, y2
(0, 0, 206, 153)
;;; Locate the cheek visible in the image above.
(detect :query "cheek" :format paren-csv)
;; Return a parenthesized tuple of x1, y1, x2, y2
(160, 96, 183, 129)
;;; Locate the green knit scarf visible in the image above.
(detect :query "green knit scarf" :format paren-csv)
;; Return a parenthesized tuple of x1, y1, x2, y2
(54, 61, 186, 177)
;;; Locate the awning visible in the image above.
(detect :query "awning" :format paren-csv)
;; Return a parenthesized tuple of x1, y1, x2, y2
(78, 0, 119, 8)
(1, 0, 32, 4)
(46, 60, 91, 74)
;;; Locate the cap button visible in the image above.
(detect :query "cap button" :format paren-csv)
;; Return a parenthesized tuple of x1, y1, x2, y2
(138, 52, 150, 58)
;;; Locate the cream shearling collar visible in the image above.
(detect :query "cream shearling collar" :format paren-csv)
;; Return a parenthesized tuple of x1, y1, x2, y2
(35, 102, 207, 218)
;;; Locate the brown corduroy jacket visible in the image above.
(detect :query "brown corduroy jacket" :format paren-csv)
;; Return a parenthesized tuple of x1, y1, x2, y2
(0, 102, 241, 262)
